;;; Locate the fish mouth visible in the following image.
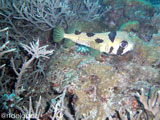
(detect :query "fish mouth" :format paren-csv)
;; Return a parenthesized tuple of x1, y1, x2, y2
(120, 46, 135, 55)
(121, 43, 136, 55)
(117, 44, 135, 55)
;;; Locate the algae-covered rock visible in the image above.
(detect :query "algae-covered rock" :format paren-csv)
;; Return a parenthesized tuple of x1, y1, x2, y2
(46, 36, 160, 119)
(152, 30, 160, 45)
(131, 34, 160, 64)
(120, 21, 139, 32)
(123, 0, 154, 22)
(152, 14, 160, 30)
(73, 64, 119, 119)
(125, 0, 152, 8)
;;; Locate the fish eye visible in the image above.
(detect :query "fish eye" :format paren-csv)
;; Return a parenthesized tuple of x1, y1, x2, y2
(120, 40, 128, 48)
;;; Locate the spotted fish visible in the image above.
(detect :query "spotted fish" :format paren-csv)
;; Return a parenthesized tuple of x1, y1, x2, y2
(53, 27, 135, 55)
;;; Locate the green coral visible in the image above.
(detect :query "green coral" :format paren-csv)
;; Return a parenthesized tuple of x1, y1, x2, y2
(76, 45, 90, 53)
(1, 93, 22, 109)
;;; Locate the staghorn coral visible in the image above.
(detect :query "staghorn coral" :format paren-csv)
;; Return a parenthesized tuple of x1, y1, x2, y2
(0, 0, 38, 41)
(20, 96, 42, 120)
(108, 110, 148, 120)
(0, 27, 16, 60)
(13, 0, 74, 31)
(13, 0, 106, 31)
(12, 39, 54, 95)
(137, 88, 160, 120)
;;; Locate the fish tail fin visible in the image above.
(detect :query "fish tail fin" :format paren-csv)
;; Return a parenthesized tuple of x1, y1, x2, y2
(53, 26, 64, 42)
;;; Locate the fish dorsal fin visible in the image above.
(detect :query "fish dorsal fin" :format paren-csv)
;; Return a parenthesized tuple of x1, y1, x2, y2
(75, 30, 81, 35)
(108, 31, 117, 42)
(66, 22, 82, 34)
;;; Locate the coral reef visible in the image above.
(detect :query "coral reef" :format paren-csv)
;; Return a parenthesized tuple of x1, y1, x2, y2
(1, 0, 160, 120)
(42, 41, 160, 119)
(44, 43, 160, 119)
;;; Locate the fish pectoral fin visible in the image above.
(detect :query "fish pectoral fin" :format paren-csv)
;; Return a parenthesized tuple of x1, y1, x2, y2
(90, 41, 101, 50)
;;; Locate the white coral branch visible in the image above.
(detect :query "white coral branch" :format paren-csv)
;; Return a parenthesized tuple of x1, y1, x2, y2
(0, 41, 16, 57)
(0, 27, 16, 68)
(12, 39, 54, 95)
(22, 96, 42, 119)
(0, 27, 16, 57)
(21, 38, 54, 59)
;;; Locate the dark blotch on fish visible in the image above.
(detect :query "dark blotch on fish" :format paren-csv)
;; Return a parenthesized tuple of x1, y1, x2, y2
(109, 46, 113, 54)
(117, 46, 124, 55)
(86, 32, 95, 37)
(95, 38, 104, 43)
(75, 30, 81, 35)
(108, 31, 117, 42)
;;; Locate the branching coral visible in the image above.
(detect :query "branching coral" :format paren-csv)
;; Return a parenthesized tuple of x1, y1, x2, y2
(11, 39, 54, 95)
(0, 0, 31, 41)
(108, 110, 147, 120)
(13, 0, 74, 31)
(0, 27, 16, 60)
(13, 0, 106, 31)
(49, 88, 74, 120)
(0, 27, 16, 75)
(137, 88, 160, 120)
(24, 88, 74, 120)
(20, 96, 42, 120)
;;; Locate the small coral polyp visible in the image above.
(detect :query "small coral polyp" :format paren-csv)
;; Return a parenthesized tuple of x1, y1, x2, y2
(76, 45, 90, 53)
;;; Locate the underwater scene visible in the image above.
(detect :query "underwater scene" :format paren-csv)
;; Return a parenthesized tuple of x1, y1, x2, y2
(0, 0, 160, 120)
